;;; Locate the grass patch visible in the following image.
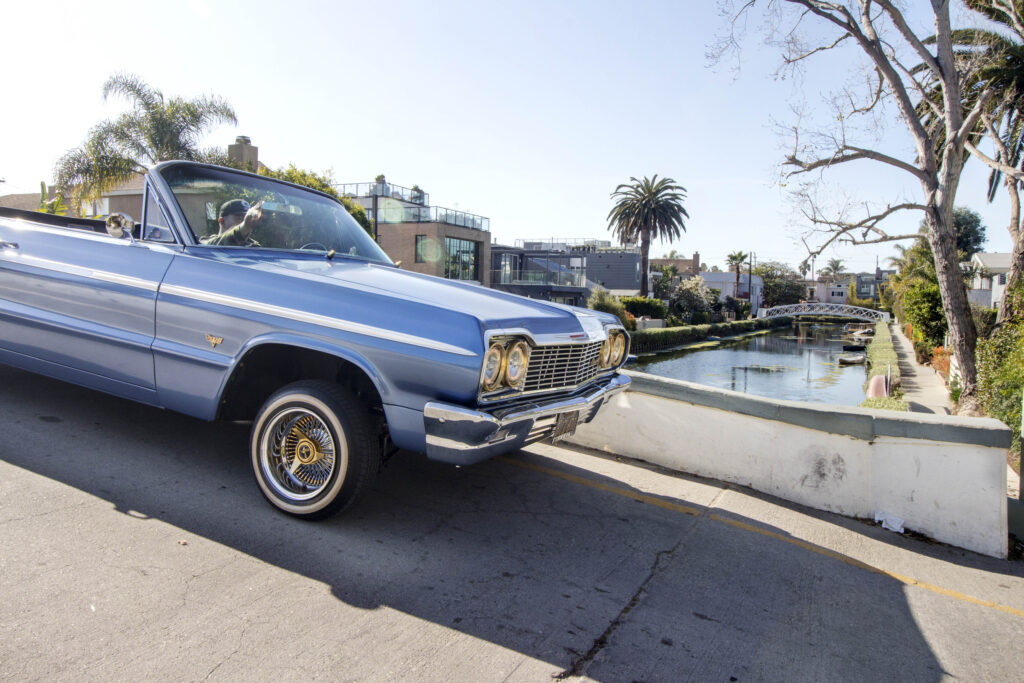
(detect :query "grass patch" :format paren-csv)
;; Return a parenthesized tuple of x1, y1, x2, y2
(859, 396, 910, 411)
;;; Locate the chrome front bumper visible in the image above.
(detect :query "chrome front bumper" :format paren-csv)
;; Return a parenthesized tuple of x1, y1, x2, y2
(423, 373, 630, 465)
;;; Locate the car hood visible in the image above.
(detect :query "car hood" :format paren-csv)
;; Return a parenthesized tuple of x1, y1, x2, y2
(233, 253, 614, 342)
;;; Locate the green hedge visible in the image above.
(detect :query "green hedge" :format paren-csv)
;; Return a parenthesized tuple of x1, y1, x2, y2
(629, 317, 791, 354)
(621, 296, 668, 319)
(864, 322, 901, 389)
(977, 320, 1023, 458)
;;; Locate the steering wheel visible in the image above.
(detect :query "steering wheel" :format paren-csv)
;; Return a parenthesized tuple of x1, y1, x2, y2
(299, 242, 329, 252)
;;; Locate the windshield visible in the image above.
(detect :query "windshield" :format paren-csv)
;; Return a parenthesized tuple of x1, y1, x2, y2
(157, 163, 392, 264)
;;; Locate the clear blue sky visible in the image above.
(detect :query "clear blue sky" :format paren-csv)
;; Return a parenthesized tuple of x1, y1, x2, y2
(1, 0, 1015, 273)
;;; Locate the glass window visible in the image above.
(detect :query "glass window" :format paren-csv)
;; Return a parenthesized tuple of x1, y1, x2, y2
(499, 253, 518, 284)
(142, 187, 175, 243)
(415, 235, 427, 263)
(156, 163, 391, 264)
(444, 237, 479, 281)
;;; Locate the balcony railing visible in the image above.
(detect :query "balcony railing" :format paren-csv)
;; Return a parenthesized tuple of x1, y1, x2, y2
(514, 237, 637, 252)
(491, 269, 587, 288)
(373, 203, 490, 231)
(336, 181, 429, 206)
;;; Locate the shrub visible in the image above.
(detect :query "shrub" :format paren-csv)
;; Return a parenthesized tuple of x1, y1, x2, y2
(971, 304, 998, 339)
(621, 296, 668, 319)
(976, 320, 1023, 457)
(913, 341, 933, 364)
(931, 347, 951, 378)
(588, 287, 630, 329)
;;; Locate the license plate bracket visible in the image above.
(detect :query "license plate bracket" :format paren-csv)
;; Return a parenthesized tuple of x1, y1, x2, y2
(552, 410, 579, 440)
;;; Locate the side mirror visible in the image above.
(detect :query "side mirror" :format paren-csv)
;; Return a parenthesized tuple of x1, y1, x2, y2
(105, 212, 136, 241)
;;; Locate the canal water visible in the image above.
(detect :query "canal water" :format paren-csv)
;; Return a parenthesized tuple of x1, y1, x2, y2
(631, 323, 869, 406)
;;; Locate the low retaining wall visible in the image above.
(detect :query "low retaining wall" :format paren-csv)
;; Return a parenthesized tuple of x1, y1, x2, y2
(569, 371, 1012, 558)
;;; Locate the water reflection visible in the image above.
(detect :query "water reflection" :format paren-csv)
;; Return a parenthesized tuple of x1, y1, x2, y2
(632, 323, 867, 405)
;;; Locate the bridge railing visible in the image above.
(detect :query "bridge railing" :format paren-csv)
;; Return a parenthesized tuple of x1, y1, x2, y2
(758, 303, 890, 322)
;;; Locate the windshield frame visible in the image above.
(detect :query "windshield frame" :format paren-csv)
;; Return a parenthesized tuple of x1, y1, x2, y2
(152, 161, 393, 265)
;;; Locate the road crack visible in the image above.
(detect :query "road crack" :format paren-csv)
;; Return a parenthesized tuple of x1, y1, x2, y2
(555, 538, 682, 679)
(556, 485, 732, 679)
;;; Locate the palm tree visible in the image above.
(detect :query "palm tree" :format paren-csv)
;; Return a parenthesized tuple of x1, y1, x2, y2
(726, 251, 748, 299)
(607, 176, 689, 297)
(54, 73, 237, 210)
(819, 258, 845, 281)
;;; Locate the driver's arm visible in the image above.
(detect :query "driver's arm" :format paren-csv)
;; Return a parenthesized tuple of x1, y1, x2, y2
(237, 202, 263, 238)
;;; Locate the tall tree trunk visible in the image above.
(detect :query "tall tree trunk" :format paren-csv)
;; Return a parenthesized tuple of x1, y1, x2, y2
(640, 228, 651, 297)
(925, 208, 980, 411)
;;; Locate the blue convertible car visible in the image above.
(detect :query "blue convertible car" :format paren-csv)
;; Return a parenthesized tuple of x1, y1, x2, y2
(0, 162, 630, 517)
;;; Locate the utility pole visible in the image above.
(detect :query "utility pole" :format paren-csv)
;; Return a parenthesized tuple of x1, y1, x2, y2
(747, 252, 756, 312)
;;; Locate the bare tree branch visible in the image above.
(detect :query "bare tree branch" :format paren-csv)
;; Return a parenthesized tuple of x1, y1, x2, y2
(783, 32, 852, 64)
(965, 138, 1024, 181)
(874, 0, 943, 78)
(785, 144, 927, 180)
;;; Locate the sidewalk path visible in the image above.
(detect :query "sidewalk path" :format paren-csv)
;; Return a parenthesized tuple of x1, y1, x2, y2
(890, 323, 954, 415)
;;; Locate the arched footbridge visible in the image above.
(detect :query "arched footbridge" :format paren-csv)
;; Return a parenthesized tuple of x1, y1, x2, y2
(757, 303, 890, 322)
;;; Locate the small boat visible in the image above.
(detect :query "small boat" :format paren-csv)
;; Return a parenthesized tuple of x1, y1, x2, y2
(852, 329, 875, 337)
(842, 343, 866, 351)
(838, 354, 866, 365)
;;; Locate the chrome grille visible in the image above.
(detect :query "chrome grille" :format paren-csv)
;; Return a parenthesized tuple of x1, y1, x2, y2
(523, 341, 604, 393)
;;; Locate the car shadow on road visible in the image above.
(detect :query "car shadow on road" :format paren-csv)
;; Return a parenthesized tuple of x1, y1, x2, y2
(0, 364, 982, 681)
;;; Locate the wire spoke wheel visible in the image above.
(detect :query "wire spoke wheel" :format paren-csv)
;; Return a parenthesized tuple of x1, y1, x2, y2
(251, 380, 380, 518)
(265, 409, 337, 499)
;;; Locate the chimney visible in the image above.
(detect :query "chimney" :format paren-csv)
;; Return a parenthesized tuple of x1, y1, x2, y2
(228, 136, 258, 171)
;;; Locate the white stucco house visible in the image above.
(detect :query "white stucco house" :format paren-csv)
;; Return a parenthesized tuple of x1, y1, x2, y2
(966, 252, 1011, 309)
(699, 271, 764, 313)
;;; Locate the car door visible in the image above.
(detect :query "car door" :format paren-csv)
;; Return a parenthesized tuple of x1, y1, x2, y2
(0, 184, 177, 403)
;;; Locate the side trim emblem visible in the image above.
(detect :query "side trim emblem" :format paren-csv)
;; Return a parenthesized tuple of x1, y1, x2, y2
(205, 333, 224, 349)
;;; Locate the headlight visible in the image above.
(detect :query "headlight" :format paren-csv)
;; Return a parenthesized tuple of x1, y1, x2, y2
(599, 338, 612, 368)
(505, 341, 530, 388)
(482, 343, 505, 391)
(610, 332, 627, 365)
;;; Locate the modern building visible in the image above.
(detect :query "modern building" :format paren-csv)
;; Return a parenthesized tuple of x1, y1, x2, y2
(500, 238, 641, 298)
(339, 176, 491, 286)
(583, 249, 642, 296)
(490, 242, 589, 306)
(854, 269, 895, 302)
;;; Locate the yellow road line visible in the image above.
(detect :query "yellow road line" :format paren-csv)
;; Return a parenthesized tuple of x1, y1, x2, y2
(500, 456, 1024, 619)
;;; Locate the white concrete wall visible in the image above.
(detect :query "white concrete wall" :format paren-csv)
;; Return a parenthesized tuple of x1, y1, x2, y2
(569, 371, 1011, 558)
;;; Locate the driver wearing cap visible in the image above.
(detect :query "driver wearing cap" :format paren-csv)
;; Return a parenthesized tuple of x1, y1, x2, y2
(201, 198, 263, 246)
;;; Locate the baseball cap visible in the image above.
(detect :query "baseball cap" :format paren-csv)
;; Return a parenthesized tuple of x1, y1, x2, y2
(219, 199, 251, 218)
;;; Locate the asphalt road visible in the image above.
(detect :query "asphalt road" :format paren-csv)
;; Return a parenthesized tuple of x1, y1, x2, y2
(1, 364, 1023, 682)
